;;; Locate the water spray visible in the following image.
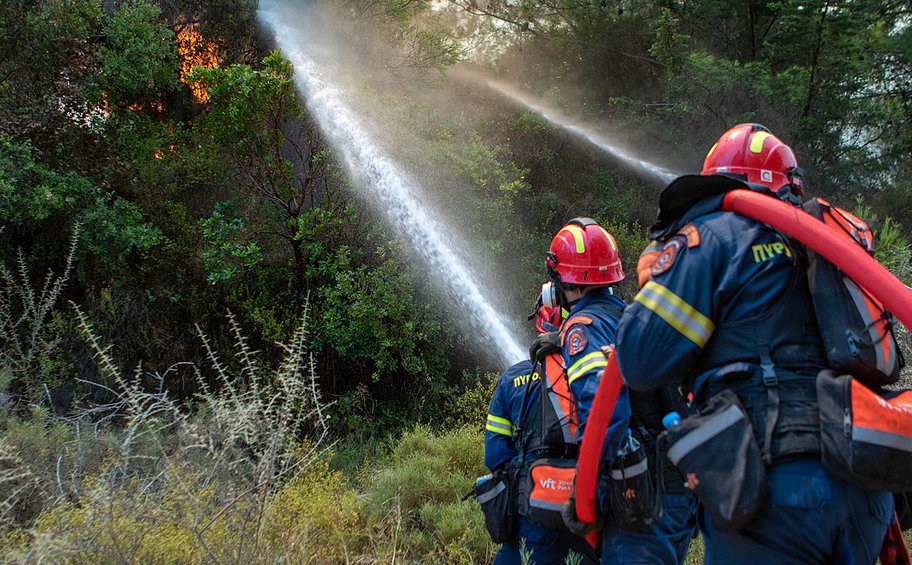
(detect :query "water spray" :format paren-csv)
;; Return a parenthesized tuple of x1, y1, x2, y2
(462, 71, 683, 185)
(258, 3, 527, 367)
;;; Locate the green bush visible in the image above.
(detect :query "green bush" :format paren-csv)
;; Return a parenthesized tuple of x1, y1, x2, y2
(364, 425, 494, 562)
(450, 370, 499, 430)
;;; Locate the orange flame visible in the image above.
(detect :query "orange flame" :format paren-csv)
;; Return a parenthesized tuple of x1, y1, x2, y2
(128, 101, 165, 113)
(177, 23, 221, 103)
(154, 144, 176, 160)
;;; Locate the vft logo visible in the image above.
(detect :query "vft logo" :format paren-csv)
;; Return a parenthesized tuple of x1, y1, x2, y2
(539, 478, 557, 490)
(761, 170, 773, 183)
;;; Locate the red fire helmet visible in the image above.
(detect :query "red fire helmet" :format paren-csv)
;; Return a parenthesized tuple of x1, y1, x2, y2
(702, 123, 804, 196)
(547, 218, 624, 286)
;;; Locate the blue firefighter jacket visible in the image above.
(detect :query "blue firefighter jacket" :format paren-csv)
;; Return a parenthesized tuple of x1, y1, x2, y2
(484, 285, 631, 471)
(615, 202, 826, 399)
(484, 360, 538, 472)
(615, 179, 892, 565)
(561, 287, 631, 461)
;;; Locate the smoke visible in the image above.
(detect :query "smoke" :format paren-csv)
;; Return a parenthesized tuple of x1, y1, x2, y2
(258, 0, 528, 367)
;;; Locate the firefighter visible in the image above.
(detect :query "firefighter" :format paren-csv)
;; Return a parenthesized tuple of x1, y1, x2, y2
(615, 124, 893, 563)
(485, 300, 597, 565)
(545, 219, 697, 564)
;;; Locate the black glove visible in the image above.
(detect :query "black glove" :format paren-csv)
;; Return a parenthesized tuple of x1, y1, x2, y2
(562, 488, 601, 537)
(529, 331, 560, 363)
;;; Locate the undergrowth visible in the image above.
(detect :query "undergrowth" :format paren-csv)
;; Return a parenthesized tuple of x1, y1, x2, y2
(0, 298, 496, 563)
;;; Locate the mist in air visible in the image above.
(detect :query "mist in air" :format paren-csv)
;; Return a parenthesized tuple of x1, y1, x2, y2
(257, 0, 529, 367)
(453, 68, 683, 185)
(256, 1, 685, 368)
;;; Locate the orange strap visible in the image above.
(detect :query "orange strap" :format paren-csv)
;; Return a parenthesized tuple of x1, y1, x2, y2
(545, 353, 578, 439)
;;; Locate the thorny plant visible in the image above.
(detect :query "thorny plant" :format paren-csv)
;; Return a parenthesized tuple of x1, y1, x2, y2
(66, 298, 330, 489)
(1, 297, 332, 562)
(0, 228, 79, 405)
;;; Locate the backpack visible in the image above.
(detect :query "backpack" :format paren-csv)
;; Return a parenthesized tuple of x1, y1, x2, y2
(802, 198, 903, 387)
(518, 301, 654, 532)
(515, 351, 580, 529)
(651, 176, 904, 387)
(516, 351, 655, 532)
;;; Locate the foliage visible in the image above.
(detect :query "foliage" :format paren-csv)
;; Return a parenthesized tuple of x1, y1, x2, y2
(450, 370, 500, 429)
(311, 242, 449, 379)
(0, 231, 78, 404)
(97, 1, 180, 106)
(447, 0, 911, 220)
(199, 201, 263, 284)
(1, 409, 496, 563)
(0, 135, 163, 270)
(363, 425, 495, 563)
(194, 51, 343, 281)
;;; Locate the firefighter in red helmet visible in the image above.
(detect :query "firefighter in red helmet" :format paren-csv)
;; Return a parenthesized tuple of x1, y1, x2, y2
(615, 124, 892, 564)
(484, 293, 598, 565)
(546, 219, 697, 563)
(702, 123, 804, 201)
(541, 218, 628, 441)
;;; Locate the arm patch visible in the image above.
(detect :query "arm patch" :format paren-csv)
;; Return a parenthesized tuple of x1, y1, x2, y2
(564, 325, 589, 355)
(651, 235, 686, 277)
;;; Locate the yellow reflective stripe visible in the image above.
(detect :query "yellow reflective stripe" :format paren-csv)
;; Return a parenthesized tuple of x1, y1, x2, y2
(750, 132, 772, 154)
(567, 351, 607, 383)
(487, 414, 512, 427)
(563, 225, 586, 253)
(567, 359, 608, 385)
(705, 142, 718, 160)
(567, 352, 604, 375)
(486, 421, 513, 437)
(598, 226, 617, 252)
(635, 281, 714, 347)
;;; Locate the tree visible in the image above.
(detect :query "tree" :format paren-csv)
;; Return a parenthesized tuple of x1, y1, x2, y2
(194, 51, 345, 287)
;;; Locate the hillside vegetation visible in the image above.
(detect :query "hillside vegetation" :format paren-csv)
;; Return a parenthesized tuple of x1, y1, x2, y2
(1, 0, 910, 562)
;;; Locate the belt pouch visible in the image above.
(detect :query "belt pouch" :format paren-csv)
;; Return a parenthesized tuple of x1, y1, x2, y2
(817, 369, 912, 491)
(517, 457, 576, 530)
(661, 389, 766, 531)
(606, 433, 655, 532)
(475, 470, 515, 543)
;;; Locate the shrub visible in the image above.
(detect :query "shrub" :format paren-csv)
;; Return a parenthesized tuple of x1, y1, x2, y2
(449, 370, 499, 430)
(363, 425, 495, 563)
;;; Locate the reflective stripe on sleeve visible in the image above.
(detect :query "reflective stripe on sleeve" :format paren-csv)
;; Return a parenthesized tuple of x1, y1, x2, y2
(486, 414, 514, 437)
(635, 281, 714, 348)
(566, 351, 608, 385)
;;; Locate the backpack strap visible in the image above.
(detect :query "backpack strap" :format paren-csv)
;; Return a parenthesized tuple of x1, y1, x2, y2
(759, 349, 779, 466)
(541, 352, 578, 448)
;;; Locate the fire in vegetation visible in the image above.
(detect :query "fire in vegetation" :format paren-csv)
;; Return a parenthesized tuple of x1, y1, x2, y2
(128, 101, 165, 113)
(176, 23, 221, 103)
(153, 145, 176, 160)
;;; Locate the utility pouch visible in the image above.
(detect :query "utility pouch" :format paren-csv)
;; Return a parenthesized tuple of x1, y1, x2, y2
(661, 389, 766, 531)
(605, 433, 655, 532)
(817, 370, 912, 491)
(517, 457, 576, 530)
(473, 470, 515, 543)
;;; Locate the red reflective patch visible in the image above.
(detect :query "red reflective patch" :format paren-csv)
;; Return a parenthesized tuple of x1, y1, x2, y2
(566, 326, 588, 356)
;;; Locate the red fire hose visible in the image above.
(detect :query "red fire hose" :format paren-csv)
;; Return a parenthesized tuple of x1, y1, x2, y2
(575, 189, 912, 549)
(575, 353, 623, 548)
(722, 190, 912, 328)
